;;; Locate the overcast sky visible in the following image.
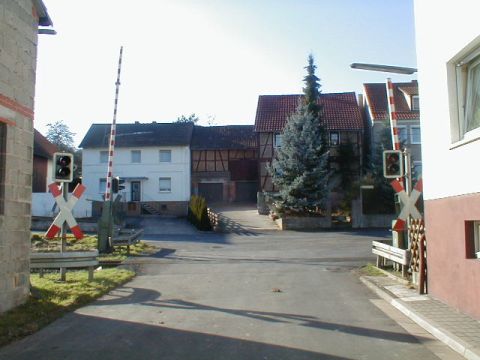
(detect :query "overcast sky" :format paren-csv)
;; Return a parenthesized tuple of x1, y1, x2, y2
(35, 0, 417, 146)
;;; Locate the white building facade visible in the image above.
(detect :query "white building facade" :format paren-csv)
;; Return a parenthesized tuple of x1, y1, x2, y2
(415, 0, 480, 319)
(80, 122, 193, 216)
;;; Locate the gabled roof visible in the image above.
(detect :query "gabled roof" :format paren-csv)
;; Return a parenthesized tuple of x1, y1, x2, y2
(33, 0, 53, 26)
(254, 92, 363, 133)
(79, 122, 194, 148)
(364, 81, 419, 121)
(34, 129, 57, 159)
(191, 125, 256, 150)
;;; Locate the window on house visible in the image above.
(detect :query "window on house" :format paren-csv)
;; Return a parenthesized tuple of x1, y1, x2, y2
(398, 126, 408, 144)
(474, 221, 480, 259)
(0, 123, 6, 215)
(131, 150, 141, 163)
(274, 134, 282, 148)
(450, 44, 480, 143)
(412, 95, 420, 110)
(100, 151, 109, 163)
(465, 221, 480, 259)
(99, 178, 106, 193)
(159, 150, 171, 162)
(330, 132, 340, 146)
(411, 126, 421, 144)
(159, 177, 171, 192)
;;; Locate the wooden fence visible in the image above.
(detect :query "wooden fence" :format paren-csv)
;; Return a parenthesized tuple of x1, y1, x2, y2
(409, 219, 427, 294)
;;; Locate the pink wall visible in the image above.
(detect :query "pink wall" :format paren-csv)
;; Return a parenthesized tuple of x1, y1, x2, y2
(425, 193, 480, 319)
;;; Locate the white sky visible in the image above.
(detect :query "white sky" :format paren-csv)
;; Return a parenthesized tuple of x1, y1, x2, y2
(35, 0, 417, 146)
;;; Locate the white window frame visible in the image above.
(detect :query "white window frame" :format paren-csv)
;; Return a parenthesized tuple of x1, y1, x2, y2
(274, 134, 282, 148)
(159, 177, 171, 192)
(131, 150, 141, 163)
(397, 125, 408, 145)
(329, 131, 340, 146)
(410, 126, 421, 144)
(159, 149, 172, 163)
(448, 41, 480, 145)
(100, 151, 109, 163)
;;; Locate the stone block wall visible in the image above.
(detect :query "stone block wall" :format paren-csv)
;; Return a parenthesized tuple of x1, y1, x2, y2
(0, 0, 41, 313)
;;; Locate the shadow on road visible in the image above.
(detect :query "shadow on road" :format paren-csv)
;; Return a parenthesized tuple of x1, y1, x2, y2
(94, 286, 425, 345)
(0, 312, 355, 360)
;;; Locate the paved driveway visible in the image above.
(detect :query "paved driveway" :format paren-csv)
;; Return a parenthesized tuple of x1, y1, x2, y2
(0, 230, 461, 360)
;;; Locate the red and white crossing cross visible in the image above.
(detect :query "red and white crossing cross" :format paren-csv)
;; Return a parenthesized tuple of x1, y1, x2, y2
(391, 178, 423, 231)
(45, 183, 86, 239)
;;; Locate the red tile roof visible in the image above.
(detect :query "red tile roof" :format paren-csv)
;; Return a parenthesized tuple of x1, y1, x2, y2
(364, 81, 419, 121)
(34, 129, 57, 159)
(191, 125, 256, 150)
(254, 92, 363, 133)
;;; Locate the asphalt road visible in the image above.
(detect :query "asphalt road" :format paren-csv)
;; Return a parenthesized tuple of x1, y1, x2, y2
(0, 226, 461, 359)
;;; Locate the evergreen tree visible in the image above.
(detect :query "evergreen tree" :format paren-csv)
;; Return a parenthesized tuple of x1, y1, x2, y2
(303, 54, 322, 118)
(268, 55, 330, 214)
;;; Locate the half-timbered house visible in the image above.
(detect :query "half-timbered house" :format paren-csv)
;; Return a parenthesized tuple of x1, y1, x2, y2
(254, 92, 365, 193)
(191, 125, 258, 203)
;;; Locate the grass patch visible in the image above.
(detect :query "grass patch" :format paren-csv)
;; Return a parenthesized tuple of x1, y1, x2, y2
(31, 234, 158, 263)
(0, 268, 134, 347)
(358, 263, 387, 277)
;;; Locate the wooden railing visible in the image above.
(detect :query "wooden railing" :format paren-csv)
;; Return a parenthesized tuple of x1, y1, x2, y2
(31, 250, 99, 281)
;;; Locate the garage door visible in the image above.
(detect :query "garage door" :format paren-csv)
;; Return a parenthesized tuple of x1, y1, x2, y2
(235, 181, 258, 203)
(198, 183, 223, 203)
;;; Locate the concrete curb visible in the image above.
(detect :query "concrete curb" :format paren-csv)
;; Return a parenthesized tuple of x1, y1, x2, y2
(360, 276, 480, 360)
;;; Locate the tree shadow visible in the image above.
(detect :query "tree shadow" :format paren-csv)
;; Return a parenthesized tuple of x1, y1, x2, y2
(94, 286, 425, 344)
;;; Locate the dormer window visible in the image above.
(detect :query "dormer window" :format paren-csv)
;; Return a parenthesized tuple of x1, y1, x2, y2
(412, 95, 420, 110)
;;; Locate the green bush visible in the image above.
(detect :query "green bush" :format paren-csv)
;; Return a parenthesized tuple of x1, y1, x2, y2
(188, 195, 212, 231)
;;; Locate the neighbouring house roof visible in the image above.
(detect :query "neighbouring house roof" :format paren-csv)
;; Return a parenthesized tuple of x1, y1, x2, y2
(364, 80, 419, 121)
(79, 122, 194, 148)
(191, 125, 256, 150)
(254, 92, 363, 133)
(33, 0, 53, 26)
(34, 129, 57, 159)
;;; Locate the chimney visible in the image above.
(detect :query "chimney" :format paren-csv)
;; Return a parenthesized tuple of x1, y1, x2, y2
(357, 94, 364, 108)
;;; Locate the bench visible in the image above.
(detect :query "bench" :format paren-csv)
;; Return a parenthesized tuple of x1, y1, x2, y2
(112, 229, 143, 254)
(31, 250, 99, 281)
(372, 241, 411, 277)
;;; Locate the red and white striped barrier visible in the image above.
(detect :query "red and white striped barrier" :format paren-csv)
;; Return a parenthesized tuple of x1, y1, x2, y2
(386, 78, 401, 150)
(105, 46, 123, 202)
(45, 183, 85, 239)
(391, 178, 423, 231)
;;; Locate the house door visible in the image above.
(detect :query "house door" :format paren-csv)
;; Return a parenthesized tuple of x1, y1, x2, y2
(131, 181, 141, 201)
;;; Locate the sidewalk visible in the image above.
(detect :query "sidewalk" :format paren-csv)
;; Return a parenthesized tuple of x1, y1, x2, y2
(361, 275, 480, 360)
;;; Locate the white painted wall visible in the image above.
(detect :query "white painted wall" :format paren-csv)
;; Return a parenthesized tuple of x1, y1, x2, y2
(82, 146, 191, 202)
(414, 0, 480, 200)
(32, 193, 92, 218)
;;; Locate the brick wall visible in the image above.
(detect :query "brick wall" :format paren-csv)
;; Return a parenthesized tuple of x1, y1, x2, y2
(0, 0, 41, 313)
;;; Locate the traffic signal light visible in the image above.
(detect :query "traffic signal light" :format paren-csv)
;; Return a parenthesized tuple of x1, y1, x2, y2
(112, 177, 126, 193)
(53, 152, 73, 182)
(383, 150, 404, 178)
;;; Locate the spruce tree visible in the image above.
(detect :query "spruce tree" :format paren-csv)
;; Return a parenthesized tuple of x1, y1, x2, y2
(268, 55, 330, 215)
